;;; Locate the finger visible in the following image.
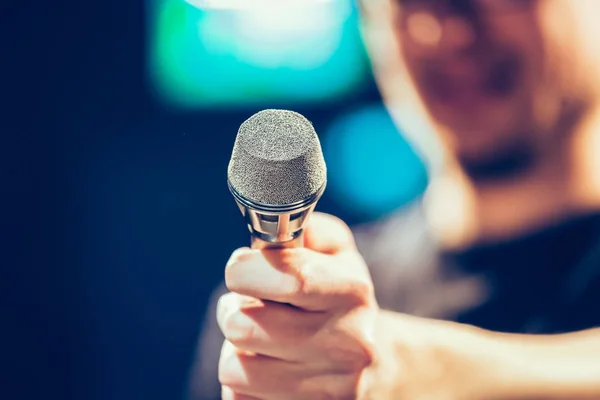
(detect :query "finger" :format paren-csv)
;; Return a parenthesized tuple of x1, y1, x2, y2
(225, 248, 301, 303)
(303, 212, 356, 255)
(217, 292, 329, 360)
(225, 248, 373, 311)
(219, 340, 327, 399)
(221, 386, 262, 400)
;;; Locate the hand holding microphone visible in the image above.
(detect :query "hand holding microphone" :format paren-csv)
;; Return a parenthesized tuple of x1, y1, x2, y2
(217, 110, 378, 399)
(218, 213, 380, 399)
(217, 110, 491, 400)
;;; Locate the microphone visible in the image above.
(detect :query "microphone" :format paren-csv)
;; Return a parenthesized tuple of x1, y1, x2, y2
(228, 109, 327, 250)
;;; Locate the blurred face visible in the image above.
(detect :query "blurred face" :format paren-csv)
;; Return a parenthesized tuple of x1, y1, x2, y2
(388, 0, 600, 177)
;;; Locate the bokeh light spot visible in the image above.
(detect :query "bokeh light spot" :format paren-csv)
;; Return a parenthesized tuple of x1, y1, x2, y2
(323, 105, 428, 219)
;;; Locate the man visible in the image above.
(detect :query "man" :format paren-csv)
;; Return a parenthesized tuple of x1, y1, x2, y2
(188, 0, 600, 398)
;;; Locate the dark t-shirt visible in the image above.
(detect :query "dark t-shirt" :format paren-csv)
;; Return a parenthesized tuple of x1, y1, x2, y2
(187, 202, 600, 400)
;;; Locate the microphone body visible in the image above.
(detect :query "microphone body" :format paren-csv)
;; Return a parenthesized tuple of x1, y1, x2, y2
(229, 182, 325, 250)
(227, 109, 327, 250)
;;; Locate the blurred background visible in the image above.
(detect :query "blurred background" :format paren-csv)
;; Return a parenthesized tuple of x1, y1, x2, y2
(3, 0, 427, 398)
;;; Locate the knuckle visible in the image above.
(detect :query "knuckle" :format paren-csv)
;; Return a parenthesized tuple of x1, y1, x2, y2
(338, 373, 364, 400)
(217, 294, 259, 347)
(277, 248, 313, 295)
(296, 259, 315, 296)
(329, 345, 374, 373)
(277, 247, 307, 271)
(309, 212, 357, 251)
(344, 277, 375, 307)
(217, 293, 239, 330)
(354, 344, 376, 371)
(327, 346, 371, 372)
(225, 248, 257, 276)
(217, 291, 238, 309)
(311, 375, 361, 400)
(218, 341, 241, 387)
(322, 326, 375, 372)
(223, 312, 257, 347)
(351, 324, 377, 371)
(230, 247, 255, 263)
(327, 387, 359, 400)
(334, 251, 375, 307)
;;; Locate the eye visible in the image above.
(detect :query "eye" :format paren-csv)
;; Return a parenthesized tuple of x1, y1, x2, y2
(476, 0, 537, 11)
(395, 0, 442, 12)
(397, 0, 433, 5)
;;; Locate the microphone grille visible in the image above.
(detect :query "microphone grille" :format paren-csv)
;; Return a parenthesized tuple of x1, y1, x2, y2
(228, 109, 326, 206)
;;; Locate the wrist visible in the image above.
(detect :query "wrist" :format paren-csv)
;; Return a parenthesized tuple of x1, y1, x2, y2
(363, 310, 600, 400)
(363, 310, 494, 400)
(358, 309, 403, 399)
(368, 310, 525, 400)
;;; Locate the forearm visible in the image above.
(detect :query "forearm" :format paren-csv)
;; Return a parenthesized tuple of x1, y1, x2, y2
(376, 310, 600, 400)
(481, 328, 600, 400)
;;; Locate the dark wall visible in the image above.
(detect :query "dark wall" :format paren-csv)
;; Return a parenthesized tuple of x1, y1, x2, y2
(2, 1, 382, 399)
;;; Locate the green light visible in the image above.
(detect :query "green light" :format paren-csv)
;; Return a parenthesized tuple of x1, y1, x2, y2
(147, 0, 369, 108)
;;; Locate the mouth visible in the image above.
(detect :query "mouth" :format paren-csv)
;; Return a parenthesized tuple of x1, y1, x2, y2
(421, 52, 520, 111)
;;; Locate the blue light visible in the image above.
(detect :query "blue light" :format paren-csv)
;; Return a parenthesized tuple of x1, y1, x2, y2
(323, 105, 428, 218)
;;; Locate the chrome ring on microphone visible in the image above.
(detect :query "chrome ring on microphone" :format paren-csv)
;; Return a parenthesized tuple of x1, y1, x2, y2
(228, 180, 326, 244)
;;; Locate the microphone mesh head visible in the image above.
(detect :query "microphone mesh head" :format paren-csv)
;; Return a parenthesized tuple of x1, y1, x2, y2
(228, 109, 326, 206)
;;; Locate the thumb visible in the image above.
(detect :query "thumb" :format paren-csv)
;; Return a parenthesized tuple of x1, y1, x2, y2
(303, 212, 357, 254)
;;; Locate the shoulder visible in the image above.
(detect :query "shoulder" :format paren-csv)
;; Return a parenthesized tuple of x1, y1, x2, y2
(352, 201, 489, 319)
(352, 202, 438, 313)
(352, 201, 433, 271)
